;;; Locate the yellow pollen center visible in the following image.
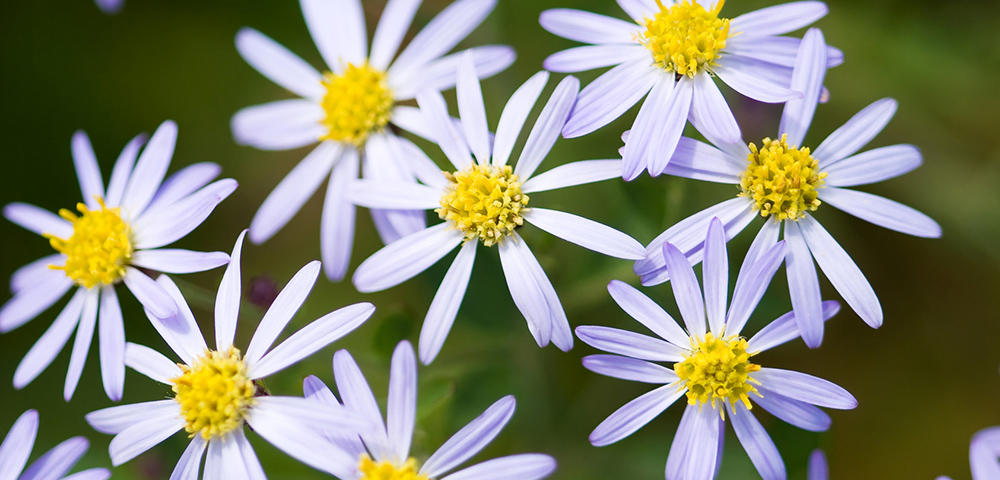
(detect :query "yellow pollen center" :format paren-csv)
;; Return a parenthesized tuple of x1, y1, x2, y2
(640, 0, 731, 77)
(436, 164, 528, 247)
(358, 455, 429, 480)
(738, 134, 827, 221)
(171, 347, 256, 440)
(47, 198, 133, 288)
(319, 62, 394, 146)
(674, 332, 761, 417)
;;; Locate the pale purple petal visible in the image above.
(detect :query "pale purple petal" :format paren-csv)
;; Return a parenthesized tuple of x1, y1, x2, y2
(252, 396, 369, 432)
(12, 289, 85, 389)
(539, 9, 640, 44)
(713, 60, 801, 104)
(4, 203, 72, 239)
(64, 289, 98, 401)
(590, 384, 684, 447)
(131, 179, 237, 250)
(131, 249, 229, 274)
(0, 277, 73, 333)
(146, 275, 208, 365)
(575, 326, 685, 362)
(95, 0, 123, 14)
(322, 147, 359, 281)
(733, 219, 781, 303)
(62, 469, 111, 480)
(607, 280, 689, 347)
(71, 131, 105, 210)
(752, 368, 856, 409)
(662, 241, 707, 337)
(522, 159, 621, 193)
(419, 395, 516, 479)
(244, 407, 356, 479)
(214, 231, 246, 350)
(85, 400, 178, 435)
(0, 409, 37, 480)
(582, 354, 678, 384)
(235, 28, 325, 100)
(543, 45, 648, 73)
(730, 402, 785, 480)
(244, 261, 321, 366)
(666, 404, 722, 480)
(108, 410, 184, 466)
(616, 0, 657, 22)
(390, 0, 496, 77)
(731, 1, 828, 37)
(123, 342, 182, 385)
(524, 208, 644, 260)
(784, 219, 824, 348)
(420, 241, 476, 364)
(388, 341, 417, 462)
(105, 134, 147, 208)
(353, 224, 463, 292)
(627, 75, 690, 179)
(170, 435, 206, 480)
(394, 46, 516, 101)
(562, 60, 659, 138)
(725, 241, 786, 337)
(779, 28, 827, 148)
(662, 137, 748, 183)
(747, 300, 840, 353)
(121, 120, 177, 217)
(369, 0, 421, 70)
(456, 53, 491, 165)
(493, 71, 548, 167)
(514, 76, 579, 181)
(203, 436, 224, 480)
(754, 387, 831, 432)
(231, 100, 325, 151)
(98, 286, 125, 400)
(416, 90, 473, 169)
(234, 426, 266, 480)
(301, 0, 367, 71)
(122, 267, 178, 320)
(726, 36, 844, 68)
(441, 454, 557, 480)
(10, 254, 66, 294)
(333, 350, 390, 458)
(809, 450, 828, 480)
(509, 234, 573, 351)
(814, 98, 897, 167)
(971, 427, 1000, 480)
(248, 142, 339, 243)
(143, 162, 222, 216)
(821, 187, 940, 238)
(823, 144, 921, 187)
(20, 435, 90, 480)
(348, 180, 441, 210)
(700, 218, 728, 336)
(689, 73, 741, 146)
(498, 238, 552, 347)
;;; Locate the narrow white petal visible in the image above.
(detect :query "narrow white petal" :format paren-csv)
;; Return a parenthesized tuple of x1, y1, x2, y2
(353, 224, 463, 292)
(629, 75, 691, 178)
(86, 400, 178, 435)
(420, 396, 516, 479)
(4, 203, 72, 238)
(590, 385, 684, 446)
(370, 0, 422, 70)
(333, 350, 390, 459)
(10, 254, 66, 294)
(388, 341, 418, 462)
(244, 407, 356, 478)
(121, 120, 177, 217)
(13, 289, 85, 389)
(576, 325, 685, 362)
(0, 277, 73, 333)
(0, 409, 38, 480)
(215, 231, 246, 350)
(724, 241, 786, 336)
(779, 28, 827, 148)
(390, 0, 496, 78)
(562, 60, 659, 138)
(498, 238, 552, 348)
(689, 72, 741, 146)
(440, 454, 557, 480)
(511, 233, 573, 351)
(20, 436, 90, 480)
(169, 435, 206, 480)
(752, 368, 857, 409)
(543, 44, 648, 73)
(245, 260, 321, 367)
(71, 131, 106, 209)
(538, 8, 640, 44)
(130, 249, 230, 275)
(234, 428, 266, 480)
(105, 134, 147, 208)
(731, 1, 828, 37)
(394, 46, 515, 101)
(108, 409, 183, 466)
(493, 72, 549, 167)
(98, 286, 126, 400)
(616, 0, 657, 22)
(253, 396, 370, 434)
(123, 267, 178, 319)
(820, 187, 941, 238)
(132, 179, 238, 250)
(606, 280, 690, 347)
(662, 241, 706, 337)
(666, 404, 722, 480)
(522, 159, 622, 193)
(702, 218, 728, 336)
(231, 100, 326, 151)
(823, 144, 921, 187)
(726, 36, 843, 69)
(416, 90, 473, 170)
(754, 387, 831, 432)
(301, 0, 367, 70)
(784, 220, 824, 348)
(582, 354, 679, 384)
(662, 137, 743, 184)
(143, 162, 222, 217)
(64, 289, 99, 401)
(235, 27, 325, 100)
(146, 275, 208, 365)
(347, 180, 441, 210)
(525, 208, 644, 260)
(124, 342, 182, 384)
(420, 241, 476, 364)
(814, 98, 898, 167)
(730, 403, 785, 480)
(61, 469, 111, 480)
(713, 61, 801, 103)
(322, 149, 359, 281)
(747, 300, 840, 353)
(456, 53, 491, 165)
(515, 76, 579, 181)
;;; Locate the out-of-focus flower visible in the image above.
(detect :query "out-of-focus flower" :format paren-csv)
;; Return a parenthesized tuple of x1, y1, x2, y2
(94, 0, 123, 14)
(2, 120, 234, 401)
(578, 217, 856, 480)
(350, 56, 645, 364)
(635, 28, 940, 347)
(85, 231, 375, 479)
(232, 0, 515, 281)
(540, 0, 842, 180)
(0, 409, 110, 480)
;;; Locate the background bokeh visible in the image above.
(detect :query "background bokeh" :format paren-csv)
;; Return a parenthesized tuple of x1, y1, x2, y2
(2, 0, 999, 478)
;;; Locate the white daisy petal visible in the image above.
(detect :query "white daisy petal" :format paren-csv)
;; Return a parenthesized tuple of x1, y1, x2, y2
(131, 249, 229, 275)
(779, 28, 827, 148)
(234, 428, 266, 480)
(86, 401, 178, 436)
(13, 289, 85, 389)
(581, 355, 679, 384)
(203, 437, 224, 480)
(0, 277, 73, 333)
(146, 275, 208, 364)
(440, 454, 557, 480)
(748, 301, 839, 353)
(420, 241, 476, 365)
(493, 72, 549, 167)
(244, 260, 320, 367)
(10, 254, 66, 294)
(144, 162, 222, 216)
(814, 98, 898, 167)
(394, 45, 516, 101)
(322, 148, 359, 281)
(522, 159, 622, 193)
(798, 214, 882, 328)
(820, 187, 941, 238)
(235, 27, 325, 100)
(124, 342, 182, 384)
(252, 396, 370, 432)
(108, 408, 184, 466)
(713, 60, 801, 104)
(510, 235, 573, 351)
(701, 218, 728, 336)
(562, 60, 660, 138)
(249, 302, 375, 379)
(543, 44, 648, 73)
(622, 76, 676, 180)
(752, 368, 857, 409)
(783, 219, 824, 348)
(727, 36, 843, 68)
(539, 9, 640, 44)
(98, 286, 126, 400)
(370, 0, 422, 69)
(132, 179, 238, 250)
(971, 428, 1000, 480)
(214, 231, 246, 351)
(725, 241, 786, 337)
(498, 236, 552, 348)
(391, 105, 437, 141)
(4, 203, 72, 239)
(615, 0, 657, 22)
(231, 100, 326, 151)
(420, 395, 516, 479)
(353, 224, 464, 292)
(348, 180, 442, 210)
(515, 76, 579, 181)
(71, 131, 106, 210)
(666, 404, 722, 480)
(105, 134, 147, 208)
(754, 386, 831, 432)
(333, 350, 390, 458)
(733, 219, 781, 297)
(689, 71, 741, 146)
(456, 53, 491, 165)
(244, 407, 356, 479)
(301, 0, 367, 71)
(730, 402, 785, 480)
(0, 410, 38, 480)
(121, 120, 177, 217)
(388, 341, 418, 462)
(122, 267, 177, 320)
(416, 90, 473, 169)
(731, 1, 828, 37)
(823, 144, 921, 187)
(390, 0, 497, 77)
(387, 133, 449, 189)
(606, 280, 690, 347)
(575, 326, 685, 362)
(20, 436, 90, 480)
(662, 137, 743, 184)
(64, 289, 98, 401)
(170, 435, 206, 480)
(524, 208, 644, 260)
(61, 469, 111, 480)
(590, 385, 684, 447)
(662, 241, 707, 337)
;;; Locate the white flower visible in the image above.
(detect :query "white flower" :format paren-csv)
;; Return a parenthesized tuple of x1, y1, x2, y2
(349, 55, 646, 364)
(85, 231, 376, 479)
(0, 409, 110, 480)
(578, 217, 856, 480)
(298, 341, 557, 480)
(2, 120, 235, 401)
(540, 0, 843, 180)
(232, 0, 515, 281)
(635, 28, 941, 347)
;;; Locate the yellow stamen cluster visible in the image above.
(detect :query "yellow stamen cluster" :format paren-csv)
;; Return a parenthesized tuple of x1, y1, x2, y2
(739, 134, 827, 221)
(437, 164, 528, 247)
(640, 0, 731, 77)
(319, 62, 395, 146)
(171, 347, 256, 440)
(47, 198, 133, 288)
(358, 455, 429, 480)
(674, 333, 761, 417)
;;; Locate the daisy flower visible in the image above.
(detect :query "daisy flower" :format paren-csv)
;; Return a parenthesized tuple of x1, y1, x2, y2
(232, 0, 515, 281)
(0, 409, 110, 480)
(297, 340, 558, 480)
(540, 0, 843, 180)
(85, 231, 376, 479)
(577, 217, 856, 480)
(2, 120, 235, 401)
(349, 56, 646, 364)
(633, 28, 941, 347)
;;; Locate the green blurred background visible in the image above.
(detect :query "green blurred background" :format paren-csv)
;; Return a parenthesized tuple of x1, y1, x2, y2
(2, 0, 999, 478)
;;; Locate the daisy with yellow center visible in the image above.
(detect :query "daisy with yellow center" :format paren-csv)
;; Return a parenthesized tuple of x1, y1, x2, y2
(231, 0, 515, 282)
(349, 56, 645, 364)
(86, 231, 376, 479)
(578, 217, 856, 480)
(296, 341, 557, 480)
(635, 29, 940, 348)
(540, 0, 845, 180)
(2, 120, 236, 401)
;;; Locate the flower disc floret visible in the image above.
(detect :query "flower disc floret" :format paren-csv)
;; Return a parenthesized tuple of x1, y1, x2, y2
(358, 455, 429, 480)
(319, 62, 395, 146)
(436, 164, 528, 247)
(171, 347, 256, 440)
(48, 198, 133, 288)
(641, 0, 730, 77)
(674, 333, 761, 415)
(739, 134, 827, 221)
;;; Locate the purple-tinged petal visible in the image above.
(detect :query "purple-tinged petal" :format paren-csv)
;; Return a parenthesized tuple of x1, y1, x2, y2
(123, 266, 178, 321)
(244, 405, 357, 479)
(144, 162, 222, 217)
(662, 242, 706, 338)
(417, 90, 473, 170)
(64, 289, 98, 401)
(971, 427, 1000, 480)
(214, 231, 246, 350)
(752, 368, 856, 409)
(0, 277, 73, 333)
(420, 241, 476, 365)
(590, 384, 684, 446)
(348, 180, 441, 210)
(725, 241, 786, 337)
(690, 73, 741, 146)
(146, 276, 207, 365)
(107, 407, 183, 466)
(419, 396, 516, 479)
(20, 435, 90, 480)
(333, 350, 390, 458)
(441, 454, 556, 480)
(4, 203, 72, 239)
(562, 60, 659, 138)
(230, 100, 326, 151)
(124, 342, 183, 385)
(575, 326, 685, 362)
(814, 98, 897, 167)
(493, 72, 548, 167)
(131, 250, 229, 274)
(784, 220, 824, 348)
(522, 159, 622, 193)
(0, 409, 38, 480)
(616, 0, 657, 23)
(823, 144, 921, 187)
(582, 354, 678, 384)
(12, 289, 85, 389)
(85, 400, 177, 436)
(394, 46, 515, 101)
(369, 0, 421, 70)
(666, 404, 722, 480)
(820, 187, 940, 238)
(509, 234, 573, 351)
(300, 0, 366, 72)
(131, 179, 237, 250)
(730, 402, 785, 480)
(388, 341, 417, 462)
(389, 0, 497, 79)
(71, 131, 105, 210)
(539, 9, 640, 44)
(244, 261, 321, 367)
(10, 255, 66, 294)
(322, 148, 359, 281)
(809, 450, 829, 480)
(498, 237, 553, 348)
(748, 301, 840, 353)
(607, 280, 690, 348)
(754, 386, 831, 432)
(456, 53, 491, 165)
(524, 208, 644, 260)
(731, 1, 828, 37)
(515, 76, 580, 181)
(98, 286, 125, 400)
(726, 36, 843, 68)
(234, 28, 325, 100)
(353, 224, 463, 292)
(121, 120, 177, 217)
(702, 218, 728, 336)
(779, 28, 827, 148)
(713, 61, 801, 103)
(627, 76, 690, 180)
(544, 45, 648, 73)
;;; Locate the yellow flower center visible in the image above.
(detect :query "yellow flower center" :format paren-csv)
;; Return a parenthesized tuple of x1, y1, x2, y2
(47, 198, 133, 289)
(674, 332, 761, 416)
(319, 62, 395, 146)
(436, 164, 528, 247)
(171, 347, 256, 440)
(358, 455, 429, 480)
(640, 0, 731, 77)
(738, 134, 827, 221)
